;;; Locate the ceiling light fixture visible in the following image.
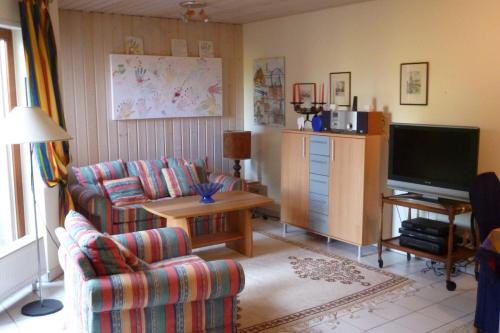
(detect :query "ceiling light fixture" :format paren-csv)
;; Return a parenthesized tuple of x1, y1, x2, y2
(179, 0, 209, 23)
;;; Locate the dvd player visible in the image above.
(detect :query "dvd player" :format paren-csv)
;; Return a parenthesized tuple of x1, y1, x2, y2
(401, 218, 454, 236)
(399, 235, 450, 255)
(399, 227, 462, 247)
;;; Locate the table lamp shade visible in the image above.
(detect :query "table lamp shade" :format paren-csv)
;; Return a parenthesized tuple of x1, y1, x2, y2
(223, 131, 251, 160)
(1, 106, 72, 144)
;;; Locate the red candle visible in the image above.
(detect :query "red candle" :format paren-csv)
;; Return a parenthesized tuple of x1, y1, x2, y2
(321, 83, 324, 103)
(297, 84, 301, 102)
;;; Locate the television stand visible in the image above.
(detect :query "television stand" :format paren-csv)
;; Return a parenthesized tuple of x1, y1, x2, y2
(378, 192, 474, 291)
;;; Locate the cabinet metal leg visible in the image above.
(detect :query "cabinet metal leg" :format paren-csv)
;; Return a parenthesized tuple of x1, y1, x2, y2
(357, 246, 362, 259)
(282, 223, 288, 237)
(327, 237, 332, 244)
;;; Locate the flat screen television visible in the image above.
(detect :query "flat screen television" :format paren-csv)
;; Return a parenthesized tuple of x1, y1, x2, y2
(388, 123, 480, 201)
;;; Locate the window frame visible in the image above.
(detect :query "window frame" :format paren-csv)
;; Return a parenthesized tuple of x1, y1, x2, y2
(0, 28, 25, 239)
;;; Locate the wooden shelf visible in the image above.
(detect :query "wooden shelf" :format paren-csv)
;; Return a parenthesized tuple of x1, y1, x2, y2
(192, 231, 244, 249)
(381, 237, 475, 263)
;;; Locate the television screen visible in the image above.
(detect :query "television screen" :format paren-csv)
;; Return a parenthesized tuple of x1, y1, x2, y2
(388, 124, 479, 196)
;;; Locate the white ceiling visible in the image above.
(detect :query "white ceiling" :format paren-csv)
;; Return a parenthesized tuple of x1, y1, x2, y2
(58, 0, 372, 24)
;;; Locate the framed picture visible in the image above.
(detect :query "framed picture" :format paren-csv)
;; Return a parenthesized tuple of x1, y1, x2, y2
(400, 62, 429, 105)
(125, 36, 143, 55)
(296, 83, 316, 108)
(329, 72, 351, 107)
(171, 39, 188, 57)
(199, 40, 214, 58)
(253, 57, 285, 127)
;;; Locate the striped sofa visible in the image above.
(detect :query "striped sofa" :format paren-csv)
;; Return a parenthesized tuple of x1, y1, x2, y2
(56, 211, 245, 333)
(69, 159, 244, 236)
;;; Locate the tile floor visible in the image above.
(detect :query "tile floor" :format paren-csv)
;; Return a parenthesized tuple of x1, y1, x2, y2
(0, 218, 477, 332)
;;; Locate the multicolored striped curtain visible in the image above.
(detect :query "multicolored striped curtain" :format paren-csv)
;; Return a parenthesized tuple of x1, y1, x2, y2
(19, 0, 73, 224)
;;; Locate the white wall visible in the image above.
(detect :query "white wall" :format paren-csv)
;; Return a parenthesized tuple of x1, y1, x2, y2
(0, 0, 20, 27)
(243, 0, 500, 204)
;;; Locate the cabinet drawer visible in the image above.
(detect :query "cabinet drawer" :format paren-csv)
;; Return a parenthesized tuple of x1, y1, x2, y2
(309, 154, 329, 176)
(310, 136, 330, 156)
(309, 193, 329, 215)
(309, 174, 329, 196)
(309, 212, 329, 235)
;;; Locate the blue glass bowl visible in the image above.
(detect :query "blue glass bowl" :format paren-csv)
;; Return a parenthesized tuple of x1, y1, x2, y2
(191, 183, 223, 204)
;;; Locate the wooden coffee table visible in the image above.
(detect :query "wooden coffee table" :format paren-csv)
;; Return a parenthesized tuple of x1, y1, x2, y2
(142, 191, 273, 257)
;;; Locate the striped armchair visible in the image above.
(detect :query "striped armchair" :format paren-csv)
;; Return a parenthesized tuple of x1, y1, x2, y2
(69, 159, 245, 236)
(56, 211, 245, 333)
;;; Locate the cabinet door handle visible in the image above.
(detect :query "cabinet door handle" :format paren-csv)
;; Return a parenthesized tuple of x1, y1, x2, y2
(302, 136, 306, 158)
(331, 139, 335, 161)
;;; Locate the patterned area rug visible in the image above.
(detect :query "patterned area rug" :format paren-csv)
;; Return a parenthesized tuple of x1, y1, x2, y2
(195, 227, 413, 333)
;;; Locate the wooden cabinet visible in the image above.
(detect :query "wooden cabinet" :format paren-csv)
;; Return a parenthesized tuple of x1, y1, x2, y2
(280, 132, 309, 229)
(281, 130, 385, 247)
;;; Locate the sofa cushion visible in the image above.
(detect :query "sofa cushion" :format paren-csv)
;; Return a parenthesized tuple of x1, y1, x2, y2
(209, 174, 246, 192)
(102, 176, 149, 207)
(148, 254, 204, 269)
(162, 164, 200, 197)
(73, 160, 127, 187)
(126, 159, 170, 199)
(166, 156, 209, 183)
(111, 238, 150, 271)
(65, 211, 133, 276)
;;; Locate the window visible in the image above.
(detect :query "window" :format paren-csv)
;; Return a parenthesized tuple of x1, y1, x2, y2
(0, 28, 25, 253)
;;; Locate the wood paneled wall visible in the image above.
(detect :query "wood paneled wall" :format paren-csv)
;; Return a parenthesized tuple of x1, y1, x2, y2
(59, 10, 243, 174)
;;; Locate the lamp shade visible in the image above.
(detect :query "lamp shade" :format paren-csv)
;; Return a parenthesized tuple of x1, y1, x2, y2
(223, 131, 251, 160)
(0, 106, 72, 144)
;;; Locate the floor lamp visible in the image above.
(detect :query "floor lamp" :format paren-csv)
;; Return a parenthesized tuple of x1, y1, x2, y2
(0, 106, 72, 316)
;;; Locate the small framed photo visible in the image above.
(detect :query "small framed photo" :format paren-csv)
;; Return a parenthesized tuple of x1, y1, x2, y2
(296, 83, 316, 108)
(125, 36, 143, 55)
(171, 39, 188, 57)
(199, 40, 214, 58)
(329, 72, 351, 107)
(400, 62, 429, 105)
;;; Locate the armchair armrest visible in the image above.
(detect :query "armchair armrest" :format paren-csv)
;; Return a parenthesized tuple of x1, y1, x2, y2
(69, 183, 112, 217)
(112, 227, 192, 263)
(209, 174, 247, 192)
(86, 260, 244, 312)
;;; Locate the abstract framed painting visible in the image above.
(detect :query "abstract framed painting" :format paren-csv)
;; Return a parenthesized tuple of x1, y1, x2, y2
(400, 62, 429, 105)
(253, 57, 285, 127)
(110, 54, 223, 120)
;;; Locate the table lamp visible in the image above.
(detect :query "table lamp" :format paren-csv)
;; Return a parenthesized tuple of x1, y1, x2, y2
(223, 131, 251, 178)
(0, 106, 72, 316)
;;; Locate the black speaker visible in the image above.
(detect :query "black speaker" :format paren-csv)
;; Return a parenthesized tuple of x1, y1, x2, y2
(320, 111, 331, 131)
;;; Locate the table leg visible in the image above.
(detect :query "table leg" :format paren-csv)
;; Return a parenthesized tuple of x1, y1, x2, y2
(226, 209, 253, 257)
(446, 214, 457, 291)
(378, 194, 384, 268)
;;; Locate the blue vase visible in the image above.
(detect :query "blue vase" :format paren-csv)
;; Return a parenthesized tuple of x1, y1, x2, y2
(312, 114, 322, 132)
(191, 183, 223, 204)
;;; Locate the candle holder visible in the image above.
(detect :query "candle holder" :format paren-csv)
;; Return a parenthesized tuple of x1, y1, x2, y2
(291, 101, 326, 127)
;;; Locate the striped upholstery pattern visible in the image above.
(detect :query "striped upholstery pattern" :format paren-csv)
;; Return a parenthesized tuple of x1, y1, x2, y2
(209, 173, 247, 192)
(166, 156, 209, 183)
(102, 176, 148, 207)
(56, 212, 244, 333)
(86, 260, 244, 311)
(162, 164, 200, 197)
(189, 214, 227, 237)
(127, 160, 170, 199)
(55, 227, 96, 280)
(73, 160, 127, 187)
(112, 227, 192, 263)
(111, 239, 150, 271)
(65, 211, 132, 276)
